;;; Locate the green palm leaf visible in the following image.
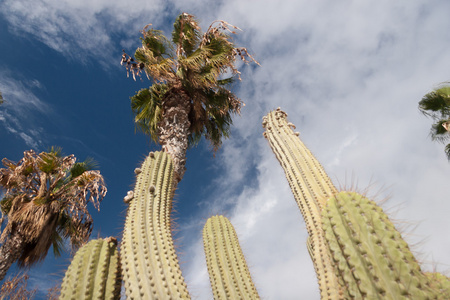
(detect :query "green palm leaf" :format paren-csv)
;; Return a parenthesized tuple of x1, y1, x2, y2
(430, 119, 450, 142)
(131, 84, 168, 142)
(419, 85, 450, 118)
(172, 13, 201, 56)
(445, 143, 450, 161)
(419, 83, 450, 161)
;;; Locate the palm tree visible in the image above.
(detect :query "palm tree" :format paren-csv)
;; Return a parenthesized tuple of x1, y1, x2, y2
(419, 84, 450, 160)
(122, 13, 258, 183)
(0, 148, 107, 281)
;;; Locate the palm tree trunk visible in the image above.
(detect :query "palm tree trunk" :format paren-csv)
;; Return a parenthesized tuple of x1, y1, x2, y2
(158, 88, 191, 183)
(0, 230, 25, 281)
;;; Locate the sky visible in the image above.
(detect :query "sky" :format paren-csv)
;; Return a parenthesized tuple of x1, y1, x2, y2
(1, 0, 450, 299)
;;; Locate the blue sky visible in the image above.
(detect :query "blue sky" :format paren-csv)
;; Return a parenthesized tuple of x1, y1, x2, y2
(1, 1, 450, 299)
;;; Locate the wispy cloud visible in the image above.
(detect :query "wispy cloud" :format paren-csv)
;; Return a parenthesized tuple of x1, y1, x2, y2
(0, 0, 171, 65)
(0, 70, 49, 149)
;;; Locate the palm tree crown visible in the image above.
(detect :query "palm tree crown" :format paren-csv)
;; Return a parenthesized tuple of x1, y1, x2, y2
(0, 148, 106, 279)
(122, 13, 258, 182)
(419, 84, 450, 160)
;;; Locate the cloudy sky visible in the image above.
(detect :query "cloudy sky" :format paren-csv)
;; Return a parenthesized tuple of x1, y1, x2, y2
(1, 0, 450, 299)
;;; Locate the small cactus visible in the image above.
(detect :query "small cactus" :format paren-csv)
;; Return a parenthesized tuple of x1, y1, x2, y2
(60, 237, 121, 300)
(203, 215, 260, 300)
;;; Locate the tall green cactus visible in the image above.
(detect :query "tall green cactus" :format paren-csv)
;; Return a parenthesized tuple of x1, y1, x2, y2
(263, 108, 450, 299)
(121, 151, 190, 299)
(59, 237, 121, 300)
(203, 215, 260, 300)
(262, 108, 344, 299)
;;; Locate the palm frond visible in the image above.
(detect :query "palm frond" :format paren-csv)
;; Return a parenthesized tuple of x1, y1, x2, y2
(141, 29, 173, 58)
(178, 46, 212, 72)
(188, 87, 241, 151)
(430, 119, 450, 143)
(131, 84, 168, 142)
(134, 48, 175, 82)
(38, 152, 60, 174)
(419, 87, 450, 118)
(172, 13, 201, 57)
(445, 143, 450, 161)
(51, 232, 64, 257)
(69, 158, 97, 180)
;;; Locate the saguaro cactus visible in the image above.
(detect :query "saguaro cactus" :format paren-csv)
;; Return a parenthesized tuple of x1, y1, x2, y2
(121, 151, 190, 299)
(203, 215, 260, 300)
(262, 108, 344, 299)
(263, 108, 450, 299)
(59, 237, 121, 300)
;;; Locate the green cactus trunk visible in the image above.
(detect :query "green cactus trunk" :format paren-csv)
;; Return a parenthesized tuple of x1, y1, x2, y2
(59, 237, 121, 300)
(203, 215, 260, 300)
(263, 108, 344, 299)
(121, 151, 190, 299)
(322, 191, 441, 299)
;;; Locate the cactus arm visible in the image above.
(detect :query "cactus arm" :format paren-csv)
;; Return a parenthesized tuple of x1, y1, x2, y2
(323, 192, 438, 299)
(59, 238, 121, 300)
(203, 215, 260, 300)
(263, 109, 343, 299)
(121, 151, 190, 299)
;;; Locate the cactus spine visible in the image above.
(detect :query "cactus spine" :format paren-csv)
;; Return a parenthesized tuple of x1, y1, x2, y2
(262, 109, 343, 299)
(121, 151, 190, 299)
(203, 215, 260, 300)
(60, 237, 121, 300)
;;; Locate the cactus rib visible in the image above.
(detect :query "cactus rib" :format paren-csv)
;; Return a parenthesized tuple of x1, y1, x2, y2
(203, 215, 260, 300)
(121, 151, 189, 299)
(263, 109, 343, 299)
